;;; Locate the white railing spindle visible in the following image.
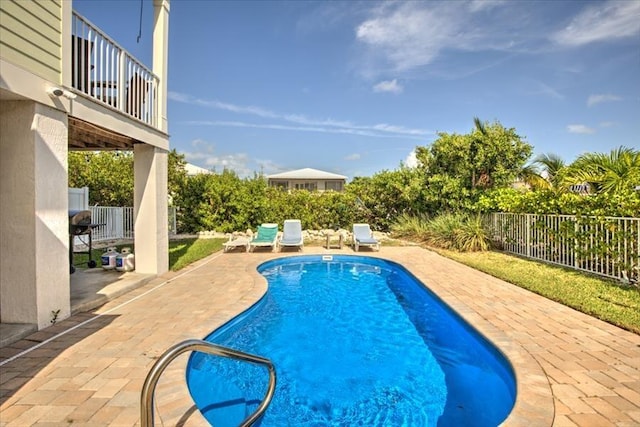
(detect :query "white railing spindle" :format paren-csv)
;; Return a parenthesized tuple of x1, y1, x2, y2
(488, 213, 639, 284)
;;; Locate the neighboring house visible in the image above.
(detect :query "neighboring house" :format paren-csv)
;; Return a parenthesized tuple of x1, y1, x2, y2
(0, 1, 170, 331)
(185, 162, 212, 176)
(267, 168, 347, 192)
(569, 183, 591, 195)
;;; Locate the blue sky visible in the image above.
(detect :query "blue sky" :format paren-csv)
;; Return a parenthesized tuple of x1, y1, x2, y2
(74, 0, 639, 180)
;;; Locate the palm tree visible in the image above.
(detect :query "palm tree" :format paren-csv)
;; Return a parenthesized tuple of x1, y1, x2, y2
(470, 117, 487, 189)
(534, 153, 567, 190)
(567, 146, 640, 194)
(517, 163, 548, 190)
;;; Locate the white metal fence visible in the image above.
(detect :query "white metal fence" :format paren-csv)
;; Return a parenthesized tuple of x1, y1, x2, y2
(486, 213, 639, 283)
(89, 206, 177, 242)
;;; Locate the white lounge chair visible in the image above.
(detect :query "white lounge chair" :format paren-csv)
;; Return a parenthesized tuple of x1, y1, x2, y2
(353, 223, 380, 252)
(223, 232, 251, 253)
(278, 219, 304, 251)
(249, 223, 279, 252)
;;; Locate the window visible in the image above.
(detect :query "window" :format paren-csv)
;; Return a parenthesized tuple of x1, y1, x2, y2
(270, 180, 288, 190)
(294, 182, 317, 191)
(325, 181, 343, 191)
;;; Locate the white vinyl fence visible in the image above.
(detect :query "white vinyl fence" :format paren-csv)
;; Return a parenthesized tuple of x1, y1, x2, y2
(89, 206, 177, 242)
(487, 213, 639, 284)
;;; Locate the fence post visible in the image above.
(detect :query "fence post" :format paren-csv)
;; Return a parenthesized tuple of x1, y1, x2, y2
(574, 219, 579, 270)
(526, 214, 531, 258)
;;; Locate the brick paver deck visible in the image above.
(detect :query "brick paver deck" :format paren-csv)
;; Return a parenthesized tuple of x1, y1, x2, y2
(1, 247, 638, 426)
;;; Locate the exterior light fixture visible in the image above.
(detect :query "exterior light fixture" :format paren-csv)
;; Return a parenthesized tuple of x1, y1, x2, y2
(47, 87, 64, 97)
(47, 87, 77, 100)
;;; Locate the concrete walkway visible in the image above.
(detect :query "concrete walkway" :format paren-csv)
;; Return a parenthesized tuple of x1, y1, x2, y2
(0, 247, 638, 426)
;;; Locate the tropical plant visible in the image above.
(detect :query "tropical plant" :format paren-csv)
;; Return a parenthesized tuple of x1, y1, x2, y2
(391, 213, 491, 252)
(533, 152, 568, 191)
(566, 146, 640, 194)
(414, 118, 533, 213)
(389, 213, 431, 240)
(346, 166, 428, 230)
(516, 163, 548, 191)
(454, 215, 492, 252)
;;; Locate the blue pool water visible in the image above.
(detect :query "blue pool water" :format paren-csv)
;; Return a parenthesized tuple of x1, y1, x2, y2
(187, 255, 516, 426)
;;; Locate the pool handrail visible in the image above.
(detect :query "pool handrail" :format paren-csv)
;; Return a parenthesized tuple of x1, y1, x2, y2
(140, 338, 276, 427)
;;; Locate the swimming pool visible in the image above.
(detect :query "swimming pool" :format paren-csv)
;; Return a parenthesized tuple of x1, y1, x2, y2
(187, 255, 516, 426)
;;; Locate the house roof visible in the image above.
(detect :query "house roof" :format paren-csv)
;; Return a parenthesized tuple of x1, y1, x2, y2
(185, 163, 212, 176)
(267, 168, 347, 180)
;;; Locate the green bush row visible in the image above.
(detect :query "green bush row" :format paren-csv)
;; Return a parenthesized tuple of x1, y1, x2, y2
(475, 187, 640, 217)
(174, 171, 367, 233)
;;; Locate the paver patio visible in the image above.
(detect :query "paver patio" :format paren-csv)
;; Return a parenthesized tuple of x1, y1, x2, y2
(1, 247, 639, 426)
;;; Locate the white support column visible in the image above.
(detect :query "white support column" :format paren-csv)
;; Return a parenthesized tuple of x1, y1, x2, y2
(134, 144, 168, 275)
(0, 101, 70, 329)
(153, 0, 170, 133)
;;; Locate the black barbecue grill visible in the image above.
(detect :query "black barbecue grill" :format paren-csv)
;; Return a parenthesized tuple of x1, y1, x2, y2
(68, 210, 104, 274)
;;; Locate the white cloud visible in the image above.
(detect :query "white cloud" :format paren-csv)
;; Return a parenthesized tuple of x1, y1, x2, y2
(172, 91, 432, 139)
(184, 120, 425, 139)
(567, 124, 596, 134)
(183, 139, 253, 177)
(345, 153, 361, 161)
(599, 121, 616, 128)
(468, 0, 507, 13)
(255, 159, 284, 176)
(404, 150, 419, 168)
(354, 1, 521, 75)
(551, 1, 640, 46)
(587, 94, 622, 107)
(373, 79, 403, 94)
(528, 80, 565, 100)
(355, 3, 460, 72)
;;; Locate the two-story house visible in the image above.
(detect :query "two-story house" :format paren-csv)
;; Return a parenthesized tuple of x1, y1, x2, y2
(0, 0, 170, 336)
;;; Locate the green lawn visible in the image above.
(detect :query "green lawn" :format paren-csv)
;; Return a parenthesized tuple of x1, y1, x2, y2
(168, 238, 225, 271)
(438, 249, 640, 334)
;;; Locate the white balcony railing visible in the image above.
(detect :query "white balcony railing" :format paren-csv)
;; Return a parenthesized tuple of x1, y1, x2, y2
(71, 12, 159, 128)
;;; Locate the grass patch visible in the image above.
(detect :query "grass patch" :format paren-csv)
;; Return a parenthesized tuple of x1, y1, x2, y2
(168, 238, 225, 271)
(438, 249, 640, 334)
(72, 238, 225, 272)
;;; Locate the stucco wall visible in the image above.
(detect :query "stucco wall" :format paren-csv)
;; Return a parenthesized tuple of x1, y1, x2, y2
(0, 0, 62, 84)
(0, 100, 70, 328)
(134, 144, 169, 275)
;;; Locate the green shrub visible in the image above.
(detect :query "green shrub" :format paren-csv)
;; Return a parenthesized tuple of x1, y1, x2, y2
(454, 215, 491, 252)
(423, 213, 465, 249)
(390, 213, 431, 240)
(391, 213, 491, 252)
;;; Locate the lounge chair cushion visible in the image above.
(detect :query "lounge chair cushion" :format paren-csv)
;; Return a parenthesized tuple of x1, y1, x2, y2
(253, 225, 278, 243)
(356, 237, 378, 244)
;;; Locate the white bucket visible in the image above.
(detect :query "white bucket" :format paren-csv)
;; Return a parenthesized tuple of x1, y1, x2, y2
(101, 247, 119, 270)
(116, 247, 135, 272)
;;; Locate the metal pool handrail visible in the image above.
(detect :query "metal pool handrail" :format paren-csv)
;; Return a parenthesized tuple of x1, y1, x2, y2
(140, 339, 277, 427)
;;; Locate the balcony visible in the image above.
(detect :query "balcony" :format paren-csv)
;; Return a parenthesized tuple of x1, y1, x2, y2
(71, 11, 158, 129)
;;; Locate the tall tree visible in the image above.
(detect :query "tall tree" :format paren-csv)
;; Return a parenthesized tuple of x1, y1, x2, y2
(470, 116, 487, 189)
(414, 119, 532, 213)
